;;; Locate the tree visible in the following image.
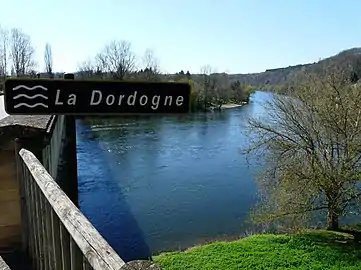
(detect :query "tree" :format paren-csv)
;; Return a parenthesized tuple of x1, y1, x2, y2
(231, 80, 252, 103)
(200, 65, 214, 111)
(210, 73, 231, 110)
(28, 70, 38, 78)
(97, 40, 135, 80)
(77, 59, 95, 78)
(78, 57, 105, 79)
(10, 28, 36, 77)
(350, 71, 359, 83)
(246, 70, 361, 231)
(175, 76, 202, 112)
(0, 26, 8, 78)
(44, 42, 53, 77)
(141, 48, 160, 81)
(174, 70, 187, 81)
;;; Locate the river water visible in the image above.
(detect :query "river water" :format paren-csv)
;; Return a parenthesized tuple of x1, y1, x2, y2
(76, 91, 272, 261)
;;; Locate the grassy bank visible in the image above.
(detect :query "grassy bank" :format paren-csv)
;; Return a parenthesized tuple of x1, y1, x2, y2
(153, 230, 361, 270)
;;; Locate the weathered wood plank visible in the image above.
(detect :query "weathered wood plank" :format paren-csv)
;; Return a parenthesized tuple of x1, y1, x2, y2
(39, 192, 49, 270)
(32, 174, 45, 270)
(19, 148, 127, 270)
(59, 223, 70, 270)
(28, 166, 40, 270)
(44, 200, 54, 268)
(70, 238, 82, 270)
(82, 257, 93, 270)
(50, 209, 63, 270)
(22, 162, 34, 260)
(14, 139, 28, 254)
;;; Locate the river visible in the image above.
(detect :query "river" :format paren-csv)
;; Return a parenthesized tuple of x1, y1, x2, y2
(76, 91, 272, 261)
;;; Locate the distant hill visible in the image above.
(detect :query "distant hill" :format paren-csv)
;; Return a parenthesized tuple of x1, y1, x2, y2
(69, 47, 361, 89)
(162, 47, 361, 89)
(226, 47, 361, 88)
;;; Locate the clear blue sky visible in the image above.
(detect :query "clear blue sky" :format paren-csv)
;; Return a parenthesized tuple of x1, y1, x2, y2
(2, 0, 361, 74)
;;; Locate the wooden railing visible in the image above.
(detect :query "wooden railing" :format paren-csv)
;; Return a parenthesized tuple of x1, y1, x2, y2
(14, 146, 129, 270)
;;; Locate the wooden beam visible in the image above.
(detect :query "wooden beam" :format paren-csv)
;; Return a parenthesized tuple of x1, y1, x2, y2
(19, 149, 127, 270)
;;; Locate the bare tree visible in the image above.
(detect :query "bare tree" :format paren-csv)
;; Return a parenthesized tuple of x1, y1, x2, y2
(245, 70, 361, 231)
(93, 55, 105, 78)
(211, 73, 231, 110)
(97, 40, 135, 80)
(0, 26, 8, 78)
(143, 49, 159, 71)
(77, 59, 95, 78)
(44, 42, 53, 77)
(200, 65, 214, 111)
(141, 48, 160, 81)
(10, 28, 36, 77)
(77, 58, 103, 79)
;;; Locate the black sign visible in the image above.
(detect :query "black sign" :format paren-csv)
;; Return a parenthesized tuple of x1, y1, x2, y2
(4, 79, 191, 115)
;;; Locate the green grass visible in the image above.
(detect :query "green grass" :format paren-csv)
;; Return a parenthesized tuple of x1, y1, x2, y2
(153, 230, 361, 270)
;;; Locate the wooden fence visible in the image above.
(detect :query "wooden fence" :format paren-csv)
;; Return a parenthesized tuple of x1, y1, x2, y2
(14, 145, 130, 270)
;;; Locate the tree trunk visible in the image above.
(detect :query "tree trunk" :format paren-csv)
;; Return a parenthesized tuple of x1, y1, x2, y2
(326, 209, 339, 230)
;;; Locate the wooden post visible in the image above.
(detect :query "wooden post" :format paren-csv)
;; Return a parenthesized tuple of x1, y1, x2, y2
(62, 73, 79, 207)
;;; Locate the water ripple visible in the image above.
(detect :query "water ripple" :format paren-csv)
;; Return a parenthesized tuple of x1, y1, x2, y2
(76, 92, 269, 259)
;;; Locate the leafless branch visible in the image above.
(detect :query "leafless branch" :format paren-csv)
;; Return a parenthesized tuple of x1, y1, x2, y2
(140, 48, 160, 81)
(44, 42, 53, 77)
(98, 40, 135, 80)
(245, 71, 361, 230)
(10, 28, 36, 77)
(0, 26, 9, 78)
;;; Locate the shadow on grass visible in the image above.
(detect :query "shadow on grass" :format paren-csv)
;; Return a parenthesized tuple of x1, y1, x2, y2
(287, 230, 361, 255)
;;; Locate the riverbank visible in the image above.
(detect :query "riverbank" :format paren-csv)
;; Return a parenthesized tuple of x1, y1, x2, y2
(204, 102, 246, 112)
(153, 230, 361, 269)
(221, 103, 246, 109)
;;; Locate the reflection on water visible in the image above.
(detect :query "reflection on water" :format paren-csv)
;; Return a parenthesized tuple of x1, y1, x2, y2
(76, 91, 273, 261)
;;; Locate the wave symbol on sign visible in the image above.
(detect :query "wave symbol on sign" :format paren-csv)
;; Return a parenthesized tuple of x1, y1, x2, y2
(12, 85, 48, 108)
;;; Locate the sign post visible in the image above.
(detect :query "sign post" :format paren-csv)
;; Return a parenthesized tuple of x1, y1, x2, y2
(3, 78, 190, 115)
(62, 73, 78, 206)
